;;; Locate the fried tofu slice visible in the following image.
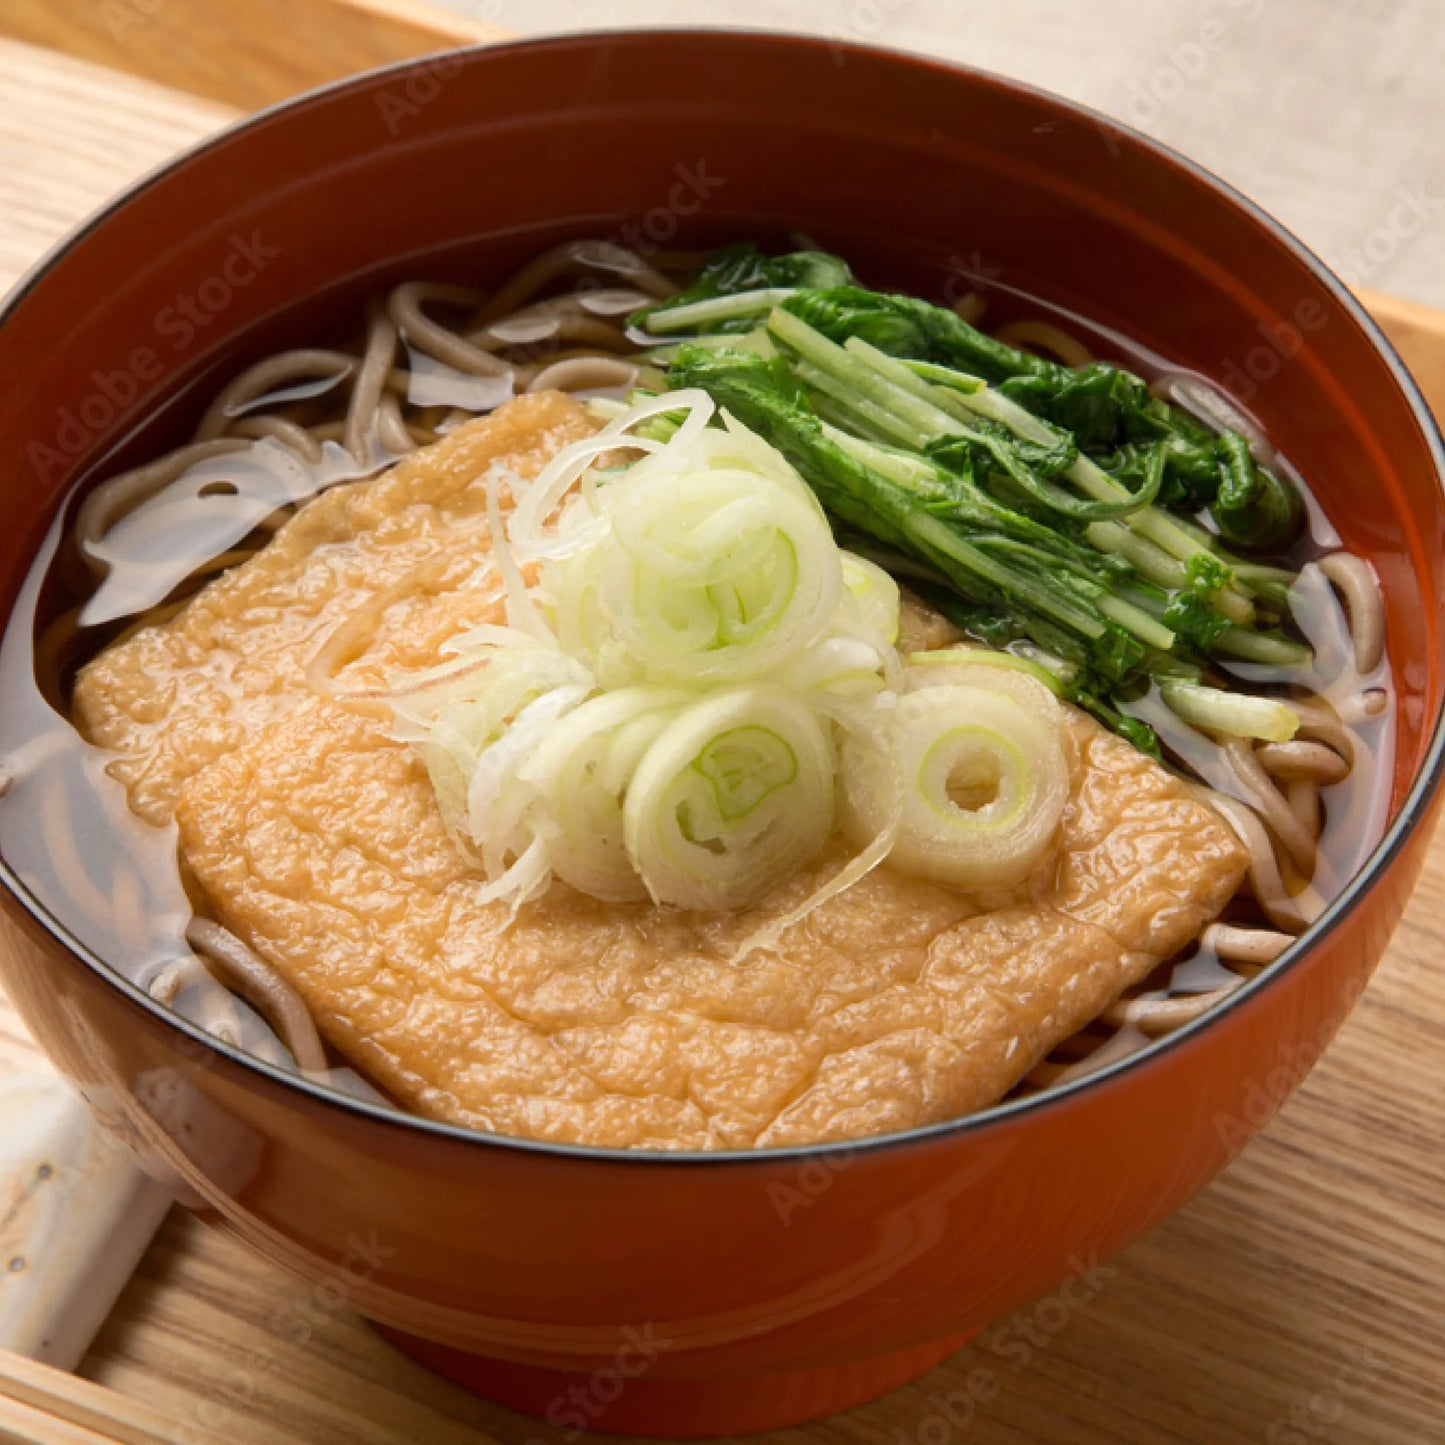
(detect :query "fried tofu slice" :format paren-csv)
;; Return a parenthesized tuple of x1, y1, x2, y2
(174, 697, 1245, 1150)
(76, 391, 1248, 1149)
(73, 391, 596, 826)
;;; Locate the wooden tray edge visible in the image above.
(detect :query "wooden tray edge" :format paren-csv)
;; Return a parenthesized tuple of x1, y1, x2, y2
(0, 1349, 182, 1444)
(0, 0, 494, 112)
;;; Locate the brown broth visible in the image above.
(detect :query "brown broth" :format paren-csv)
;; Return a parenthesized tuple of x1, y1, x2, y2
(0, 247, 1396, 1110)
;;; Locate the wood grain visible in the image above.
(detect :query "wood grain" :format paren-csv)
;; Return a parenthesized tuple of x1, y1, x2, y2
(0, 41, 233, 297)
(0, 34, 1442, 1445)
(0, 1351, 179, 1444)
(1359, 286, 1445, 428)
(0, 0, 487, 114)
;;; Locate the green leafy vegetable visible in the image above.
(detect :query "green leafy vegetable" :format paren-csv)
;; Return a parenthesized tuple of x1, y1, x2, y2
(636, 250, 1304, 550)
(637, 245, 1318, 753)
(634, 243, 853, 335)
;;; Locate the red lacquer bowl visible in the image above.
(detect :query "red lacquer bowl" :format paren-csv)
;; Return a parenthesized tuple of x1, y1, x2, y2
(1, 32, 1441, 1437)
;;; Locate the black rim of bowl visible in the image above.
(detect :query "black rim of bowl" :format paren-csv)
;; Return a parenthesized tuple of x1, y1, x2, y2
(2, 28, 1443, 1168)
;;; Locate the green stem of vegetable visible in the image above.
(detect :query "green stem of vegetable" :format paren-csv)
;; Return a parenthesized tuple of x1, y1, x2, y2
(1097, 595, 1176, 652)
(770, 308, 964, 442)
(1160, 681, 1300, 742)
(795, 360, 935, 451)
(780, 311, 1164, 525)
(808, 392, 911, 450)
(900, 358, 987, 395)
(1214, 626, 1312, 667)
(954, 382, 1244, 573)
(644, 288, 798, 335)
(1166, 513, 1298, 610)
(848, 337, 1163, 523)
(1086, 519, 1255, 626)
(820, 422, 946, 493)
(903, 512, 1106, 639)
(652, 240, 1324, 755)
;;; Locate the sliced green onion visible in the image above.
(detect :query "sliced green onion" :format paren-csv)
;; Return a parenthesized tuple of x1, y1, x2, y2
(776, 635, 892, 696)
(388, 389, 1087, 920)
(734, 693, 903, 959)
(906, 646, 1067, 698)
(465, 683, 589, 883)
(519, 687, 687, 900)
(842, 684, 1070, 890)
(840, 552, 902, 647)
(553, 422, 843, 686)
(387, 642, 592, 840)
(624, 685, 835, 909)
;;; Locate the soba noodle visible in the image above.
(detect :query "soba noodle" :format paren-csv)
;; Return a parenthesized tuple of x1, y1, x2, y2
(185, 919, 328, 1076)
(5, 239, 1394, 1122)
(993, 318, 1095, 369)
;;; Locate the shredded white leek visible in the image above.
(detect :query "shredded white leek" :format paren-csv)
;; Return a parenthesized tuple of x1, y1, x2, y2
(552, 425, 843, 686)
(387, 642, 592, 841)
(385, 392, 1075, 929)
(519, 687, 688, 900)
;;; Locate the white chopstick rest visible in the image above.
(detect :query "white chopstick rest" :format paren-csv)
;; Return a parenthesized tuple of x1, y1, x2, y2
(0, 1072, 171, 1370)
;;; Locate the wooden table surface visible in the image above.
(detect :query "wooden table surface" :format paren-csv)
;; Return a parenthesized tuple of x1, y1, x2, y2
(0, 16, 1442, 1445)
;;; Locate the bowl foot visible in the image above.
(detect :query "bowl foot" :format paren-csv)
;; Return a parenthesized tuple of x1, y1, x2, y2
(376, 1326, 977, 1437)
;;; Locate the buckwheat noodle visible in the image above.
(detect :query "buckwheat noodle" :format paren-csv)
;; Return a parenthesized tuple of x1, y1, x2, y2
(40, 240, 1392, 1103)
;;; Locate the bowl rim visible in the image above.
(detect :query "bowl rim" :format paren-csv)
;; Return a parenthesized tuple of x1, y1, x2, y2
(2, 26, 1443, 1168)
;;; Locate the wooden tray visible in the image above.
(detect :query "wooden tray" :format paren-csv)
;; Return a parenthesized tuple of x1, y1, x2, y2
(1, 8, 1442, 1442)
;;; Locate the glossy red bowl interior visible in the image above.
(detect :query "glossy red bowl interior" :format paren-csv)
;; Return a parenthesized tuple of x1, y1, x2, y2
(1, 31, 1442, 1437)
